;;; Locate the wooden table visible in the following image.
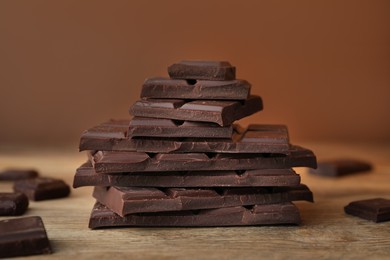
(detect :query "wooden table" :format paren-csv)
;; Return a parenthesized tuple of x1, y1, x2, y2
(1, 142, 390, 259)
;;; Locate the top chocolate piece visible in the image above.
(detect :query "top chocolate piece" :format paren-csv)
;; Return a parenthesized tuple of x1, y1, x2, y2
(168, 60, 236, 81)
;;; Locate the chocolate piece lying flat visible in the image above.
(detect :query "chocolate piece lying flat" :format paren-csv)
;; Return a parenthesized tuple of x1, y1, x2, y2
(73, 162, 301, 188)
(0, 216, 52, 258)
(129, 96, 263, 126)
(80, 119, 290, 154)
(93, 185, 312, 216)
(344, 198, 390, 222)
(89, 202, 300, 229)
(141, 77, 250, 100)
(128, 117, 234, 138)
(168, 60, 236, 81)
(0, 192, 29, 216)
(13, 177, 71, 201)
(0, 169, 38, 181)
(91, 145, 317, 173)
(309, 159, 372, 177)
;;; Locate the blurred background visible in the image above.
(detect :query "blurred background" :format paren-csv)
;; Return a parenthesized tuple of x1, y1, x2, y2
(1, 0, 389, 147)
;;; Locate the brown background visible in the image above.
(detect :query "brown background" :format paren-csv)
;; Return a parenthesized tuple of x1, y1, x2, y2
(1, 0, 389, 147)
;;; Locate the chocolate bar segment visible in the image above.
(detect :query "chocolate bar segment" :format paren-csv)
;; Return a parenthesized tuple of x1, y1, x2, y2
(168, 60, 236, 81)
(13, 177, 71, 201)
(0, 192, 29, 216)
(89, 202, 300, 229)
(0, 216, 52, 258)
(73, 162, 301, 188)
(141, 77, 250, 100)
(91, 145, 317, 173)
(129, 96, 263, 126)
(344, 198, 390, 222)
(93, 185, 312, 216)
(309, 159, 372, 177)
(0, 169, 38, 181)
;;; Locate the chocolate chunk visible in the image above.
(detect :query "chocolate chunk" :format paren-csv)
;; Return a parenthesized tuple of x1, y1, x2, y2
(129, 96, 263, 126)
(73, 162, 301, 188)
(13, 177, 71, 201)
(141, 77, 250, 100)
(0, 192, 29, 216)
(168, 60, 236, 81)
(0, 169, 38, 181)
(344, 198, 390, 222)
(91, 145, 317, 173)
(309, 159, 372, 177)
(0, 216, 52, 258)
(88, 202, 300, 229)
(93, 185, 312, 216)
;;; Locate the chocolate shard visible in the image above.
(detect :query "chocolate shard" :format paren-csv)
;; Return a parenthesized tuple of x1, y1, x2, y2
(13, 177, 71, 201)
(0, 192, 29, 216)
(91, 145, 317, 174)
(0, 169, 39, 181)
(93, 185, 312, 216)
(73, 162, 301, 188)
(344, 198, 390, 223)
(129, 95, 263, 126)
(88, 202, 300, 229)
(141, 77, 250, 100)
(309, 159, 372, 177)
(0, 216, 52, 258)
(168, 60, 236, 81)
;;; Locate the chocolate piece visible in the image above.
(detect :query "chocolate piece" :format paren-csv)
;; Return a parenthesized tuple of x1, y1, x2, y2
(0, 169, 38, 181)
(128, 117, 234, 138)
(0, 192, 29, 216)
(93, 185, 312, 216)
(309, 159, 372, 177)
(0, 216, 52, 258)
(344, 198, 390, 222)
(129, 96, 263, 126)
(13, 177, 71, 201)
(73, 162, 301, 188)
(80, 119, 290, 154)
(89, 202, 300, 229)
(168, 60, 236, 81)
(91, 145, 317, 173)
(141, 77, 250, 100)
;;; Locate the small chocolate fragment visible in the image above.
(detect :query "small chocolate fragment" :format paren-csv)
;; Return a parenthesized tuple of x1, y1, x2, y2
(93, 185, 312, 216)
(73, 162, 301, 188)
(0, 169, 38, 181)
(13, 177, 71, 201)
(168, 60, 236, 81)
(309, 159, 372, 177)
(129, 96, 263, 126)
(344, 198, 390, 222)
(141, 77, 250, 100)
(0, 216, 52, 258)
(89, 202, 300, 229)
(0, 192, 29, 216)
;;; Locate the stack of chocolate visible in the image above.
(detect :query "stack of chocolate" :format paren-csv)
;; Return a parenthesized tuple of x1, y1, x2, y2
(74, 61, 317, 229)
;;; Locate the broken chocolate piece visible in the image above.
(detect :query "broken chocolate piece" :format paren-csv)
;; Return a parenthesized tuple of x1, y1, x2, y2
(344, 198, 390, 222)
(13, 177, 71, 201)
(0, 192, 29, 216)
(309, 159, 372, 177)
(0, 169, 38, 181)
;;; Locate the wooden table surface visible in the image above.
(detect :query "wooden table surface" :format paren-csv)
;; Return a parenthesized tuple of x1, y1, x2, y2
(1, 142, 390, 259)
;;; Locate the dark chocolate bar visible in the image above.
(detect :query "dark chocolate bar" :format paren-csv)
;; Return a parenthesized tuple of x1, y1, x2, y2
(0, 192, 29, 216)
(129, 96, 263, 126)
(0, 169, 38, 181)
(141, 77, 250, 100)
(80, 119, 290, 154)
(73, 162, 301, 188)
(91, 145, 317, 173)
(13, 177, 71, 201)
(93, 185, 312, 216)
(89, 201, 300, 229)
(309, 159, 372, 177)
(168, 60, 236, 81)
(0, 216, 52, 258)
(344, 198, 390, 222)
